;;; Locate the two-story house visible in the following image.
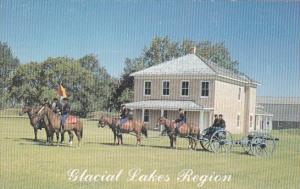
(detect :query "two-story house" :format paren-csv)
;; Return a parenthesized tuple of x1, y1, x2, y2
(124, 54, 260, 134)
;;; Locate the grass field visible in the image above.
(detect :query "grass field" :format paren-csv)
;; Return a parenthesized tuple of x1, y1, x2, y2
(0, 117, 299, 189)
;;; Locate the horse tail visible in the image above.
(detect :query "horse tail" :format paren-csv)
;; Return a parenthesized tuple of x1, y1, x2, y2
(141, 124, 148, 138)
(80, 129, 83, 138)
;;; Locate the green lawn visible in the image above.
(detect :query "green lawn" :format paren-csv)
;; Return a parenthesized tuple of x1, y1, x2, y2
(0, 117, 299, 189)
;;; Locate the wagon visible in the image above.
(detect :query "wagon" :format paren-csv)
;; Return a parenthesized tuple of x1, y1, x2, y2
(192, 127, 279, 156)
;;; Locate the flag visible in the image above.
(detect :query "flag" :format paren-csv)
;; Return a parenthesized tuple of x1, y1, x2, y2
(57, 84, 67, 98)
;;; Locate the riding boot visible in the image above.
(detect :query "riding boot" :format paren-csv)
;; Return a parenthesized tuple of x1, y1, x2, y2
(175, 127, 179, 136)
(117, 125, 121, 136)
(61, 124, 64, 133)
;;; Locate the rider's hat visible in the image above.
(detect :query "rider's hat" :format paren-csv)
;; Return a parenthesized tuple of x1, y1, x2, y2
(63, 97, 69, 100)
(53, 97, 58, 101)
(178, 108, 182, 111)
(219, 114, 223, 117)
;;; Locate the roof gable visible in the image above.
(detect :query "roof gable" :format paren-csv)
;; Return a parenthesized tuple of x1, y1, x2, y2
(130, 54, 215, 76)
(130, 54, 258, 84)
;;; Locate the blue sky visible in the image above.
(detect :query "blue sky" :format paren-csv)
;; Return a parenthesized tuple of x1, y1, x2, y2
(0, 0, 299, 96)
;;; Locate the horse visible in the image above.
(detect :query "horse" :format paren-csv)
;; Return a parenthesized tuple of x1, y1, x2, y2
(157, 117, 200, 149)
(19, 106, 59, 144)
(98, 115, 148, 146)
(98, 115, 123, 145)
(37, 105, 83, 146)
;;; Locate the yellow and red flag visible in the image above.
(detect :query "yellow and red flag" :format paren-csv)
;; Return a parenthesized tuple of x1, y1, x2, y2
(57, 84, 67, 98)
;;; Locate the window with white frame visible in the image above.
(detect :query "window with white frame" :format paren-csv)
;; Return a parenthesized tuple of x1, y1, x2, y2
(237, 114, 240, 127)
(144, 81, 151, 96)
(181, 81, 189, 96)
(162, 81, 170, 96)
(201, 81, 209, 97)
(238, 87, 241, 100)
(249, 115, 253, 127)
(144, 109, 150, 123)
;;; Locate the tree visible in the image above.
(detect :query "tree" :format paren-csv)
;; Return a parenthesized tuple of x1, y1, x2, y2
(0, 42, 20, 107)
(8, 55, 114, 116)
(78, 54, 99, 73)
(8, 62, 43, 105)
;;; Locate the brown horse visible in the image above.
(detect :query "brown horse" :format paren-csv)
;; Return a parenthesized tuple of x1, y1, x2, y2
(20, 106, 59, 143)
(98, 116, 123, 145)
(158, 117, 200, 149)
(37, 106, 83, 146)
(98, 115, 148, 146)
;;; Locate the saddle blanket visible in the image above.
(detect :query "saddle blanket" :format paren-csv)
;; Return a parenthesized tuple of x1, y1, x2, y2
(66, 116, 77, 124)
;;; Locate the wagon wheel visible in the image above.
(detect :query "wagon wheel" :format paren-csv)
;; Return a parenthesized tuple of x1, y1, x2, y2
(210, 130, 233, 153)
(199, 128, 212, 151)
(200, 139, 211, 151)
(250, 133, 276, 156)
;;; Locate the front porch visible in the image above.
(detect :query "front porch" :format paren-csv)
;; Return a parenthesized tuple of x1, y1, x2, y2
(124, 100, 214, 131)
(253, 107, 274, 132)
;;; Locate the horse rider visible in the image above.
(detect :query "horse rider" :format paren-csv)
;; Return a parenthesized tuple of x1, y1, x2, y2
(175, 108, 186, 134)
(118, 105, 129, 132)
(42, 98, 51, 108)
(60, 97, 70, 132)
(51, 97, 61, 114)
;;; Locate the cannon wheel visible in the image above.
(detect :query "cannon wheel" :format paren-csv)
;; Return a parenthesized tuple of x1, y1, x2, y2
(241, 131, 257, 154)
(250, 133, 276, 156)
(210, 130, 233, 153)
(241, 135, 251, 154)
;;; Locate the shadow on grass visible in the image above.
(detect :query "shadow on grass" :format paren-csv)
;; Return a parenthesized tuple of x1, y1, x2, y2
(230, 150, 254, 157)
(85, 141, 138, 147)
(9, 137, 72, 148)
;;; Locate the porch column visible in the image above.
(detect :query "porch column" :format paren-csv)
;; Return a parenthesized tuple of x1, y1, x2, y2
(265, 116, 269, 131)
(160, 109, 164, 131)
(269, 117, 273, 130)
(208, 111, 213, 127)
(142, 109, 145, 123)
(199, 110, 205, 131)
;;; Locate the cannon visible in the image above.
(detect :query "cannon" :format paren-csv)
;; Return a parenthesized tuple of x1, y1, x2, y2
(191, 128, 279, 156)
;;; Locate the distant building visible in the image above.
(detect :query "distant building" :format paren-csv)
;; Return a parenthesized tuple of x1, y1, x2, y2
(257, 96, 300, 129)
(125, 54, 267, 134)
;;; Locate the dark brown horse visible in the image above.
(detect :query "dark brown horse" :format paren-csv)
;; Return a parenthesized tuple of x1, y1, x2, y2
(37, 106, 83, 146)
(20, 106, 59, 143)
(98, 116, 123, 145)
(98, 115, 148, 146)
(158, 117, 200, 149)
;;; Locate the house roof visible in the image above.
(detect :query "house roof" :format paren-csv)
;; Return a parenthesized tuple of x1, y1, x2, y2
(257, 96, 300, 105)
(130, 54, 259, 84)
(256, 96, 300, 122)
(124, 100, 207, 111)
(255, 107, 273, 116)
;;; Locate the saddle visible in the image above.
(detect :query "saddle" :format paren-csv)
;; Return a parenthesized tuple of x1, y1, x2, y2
(66, 116, 78, 124)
